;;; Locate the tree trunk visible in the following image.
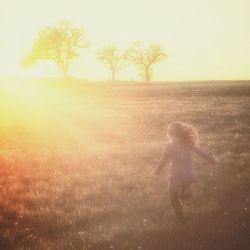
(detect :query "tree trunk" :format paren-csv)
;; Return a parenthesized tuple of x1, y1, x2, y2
(111, 70, 116, 81)
(57, 59, 69, 79)
(145, 66, 150, 82)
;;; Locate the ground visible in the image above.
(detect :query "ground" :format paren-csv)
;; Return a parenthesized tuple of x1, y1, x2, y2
(0, 79, 249, 250)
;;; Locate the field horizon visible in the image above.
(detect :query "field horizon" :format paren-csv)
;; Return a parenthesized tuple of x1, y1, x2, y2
(1, 75, 250, 84)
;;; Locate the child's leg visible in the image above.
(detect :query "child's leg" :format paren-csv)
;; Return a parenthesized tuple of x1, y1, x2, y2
(169, 180, 185, 222)
(179, 183, 193, 202)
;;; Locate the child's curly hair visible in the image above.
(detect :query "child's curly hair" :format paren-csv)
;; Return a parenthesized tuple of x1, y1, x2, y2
(167, 121, 198, 146)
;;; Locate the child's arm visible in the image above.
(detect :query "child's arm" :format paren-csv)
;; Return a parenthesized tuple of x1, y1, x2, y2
(192, 145, 215, 164)
(154, 145, 170, 175)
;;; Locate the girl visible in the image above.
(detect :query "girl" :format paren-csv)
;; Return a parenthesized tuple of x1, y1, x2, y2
(154, 121, 215, 222)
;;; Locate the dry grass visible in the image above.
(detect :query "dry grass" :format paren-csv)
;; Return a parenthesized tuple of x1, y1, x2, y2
(0, 80, 249, 250)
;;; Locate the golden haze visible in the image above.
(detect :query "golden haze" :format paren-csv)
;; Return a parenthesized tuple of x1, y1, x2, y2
(0, 0, 250, 80)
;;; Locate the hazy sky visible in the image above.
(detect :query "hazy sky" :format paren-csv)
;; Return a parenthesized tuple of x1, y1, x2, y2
(0, 0, 250, 80)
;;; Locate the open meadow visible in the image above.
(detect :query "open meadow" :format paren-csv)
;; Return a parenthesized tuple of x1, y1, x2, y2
(0, 79, 249, 250)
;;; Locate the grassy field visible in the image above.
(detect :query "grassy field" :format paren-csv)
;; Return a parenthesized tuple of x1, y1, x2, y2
(0, 80, 249, 250)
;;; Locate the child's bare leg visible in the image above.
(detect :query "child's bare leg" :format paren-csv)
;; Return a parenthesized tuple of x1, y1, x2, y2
(169, 181, 185, 222)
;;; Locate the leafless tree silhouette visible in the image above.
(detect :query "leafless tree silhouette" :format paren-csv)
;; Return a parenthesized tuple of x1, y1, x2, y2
(97, 45, 130, 81)
(128, 42, 167, 82)
(22, 20, 89, 77)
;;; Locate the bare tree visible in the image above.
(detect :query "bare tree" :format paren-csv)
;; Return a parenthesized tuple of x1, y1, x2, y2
(97, 45, 130, 81)
(128, 42, 167, 82)
(22, 20, 89, 77)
